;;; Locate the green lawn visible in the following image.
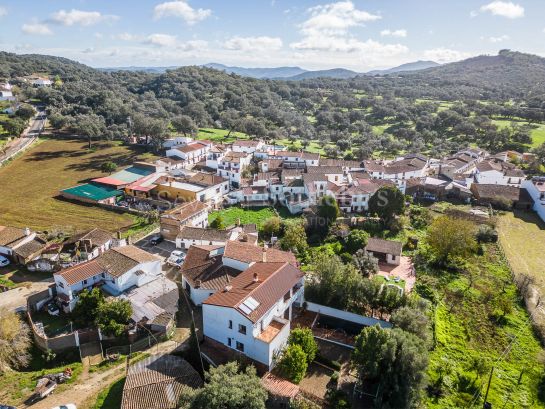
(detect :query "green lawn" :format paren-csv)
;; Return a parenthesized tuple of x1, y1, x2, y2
(373, 274, 406, 289)
(491, 119, 545, 148)
(92, 377, 125, 409)
(421, 243, 545, 408)
(195, 128, 249, 143)
(209, 206, 277, 228)
(0, 137, 157, 232)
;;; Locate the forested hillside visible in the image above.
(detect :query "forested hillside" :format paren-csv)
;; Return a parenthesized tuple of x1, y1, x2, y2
(1, 50, 545, 158)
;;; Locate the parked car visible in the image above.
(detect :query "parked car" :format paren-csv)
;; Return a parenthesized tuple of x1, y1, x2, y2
(167, 250, 185, 268)
(0, 405, 17, 409)
(149, 234, 163, 246)
(0, 255, 10, 267)
(51, 405, 76, 409)
(46, 302, 60, 316)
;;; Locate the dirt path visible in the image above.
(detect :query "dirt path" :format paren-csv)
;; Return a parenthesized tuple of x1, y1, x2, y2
(24, 339, 182, 409)
(0, 281, 52, 311)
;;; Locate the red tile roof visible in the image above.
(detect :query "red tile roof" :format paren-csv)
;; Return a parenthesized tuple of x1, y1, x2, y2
(203, 262, 304, 322)
(56, 259, 104, 286)
(223, 241, 296, 265)
(261, 372, 300, 398)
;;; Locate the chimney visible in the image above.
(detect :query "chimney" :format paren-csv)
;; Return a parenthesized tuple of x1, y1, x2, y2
(262, 246, 267, 263)
(253, 272, 259, 283)
(196, 279, 202, 288)
(224, 284, 233, 292)
(24, 227, 31, 236)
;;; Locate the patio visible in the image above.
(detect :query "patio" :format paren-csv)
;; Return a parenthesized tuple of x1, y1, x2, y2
(373, 256, 415, 292)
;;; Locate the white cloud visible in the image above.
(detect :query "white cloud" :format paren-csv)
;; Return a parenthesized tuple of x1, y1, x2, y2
(145, 33, 178, 47)
(0, 7, 7, 17)
(479, 1, 524, 19)
(380, 29, 407, 38)
(117, 32, 136, 41)
(153, 1, 211, 25)
(486, 34, 510, 43)
(49, 9, 119, 26)
(300, 1, 380, 37)
(22, 22, 53, 35)
(423, 48, 471, 63)
(224, 36, 283, 52)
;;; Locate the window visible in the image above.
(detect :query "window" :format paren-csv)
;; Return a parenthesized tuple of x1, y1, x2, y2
(59, 282, 64, 289)
(216, 187, 220, 193)
(83, 279, 88, 285)
(236, 341, 244, 352)
(228, 320, 233, 329)
(238, 324, 247, 335)
(227, 338, 232, 347)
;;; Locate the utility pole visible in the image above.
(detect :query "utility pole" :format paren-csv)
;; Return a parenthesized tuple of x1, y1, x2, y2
(482, 367, 494, 409)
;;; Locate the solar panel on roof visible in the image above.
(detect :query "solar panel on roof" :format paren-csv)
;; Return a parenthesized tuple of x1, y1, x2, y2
(239, 304, 252, 315)
(245, 297, 260, 309)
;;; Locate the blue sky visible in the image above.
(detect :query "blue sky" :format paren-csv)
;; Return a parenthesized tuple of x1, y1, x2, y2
(0, 0, 543, 70)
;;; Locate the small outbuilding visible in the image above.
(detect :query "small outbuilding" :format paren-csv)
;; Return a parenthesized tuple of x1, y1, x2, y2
(365, 237, 403, 266)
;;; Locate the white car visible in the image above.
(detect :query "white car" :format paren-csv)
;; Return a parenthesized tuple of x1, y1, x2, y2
(167, 250, 185, 268)
(0, 256, 10, 268)
(51, 405, 76, 409)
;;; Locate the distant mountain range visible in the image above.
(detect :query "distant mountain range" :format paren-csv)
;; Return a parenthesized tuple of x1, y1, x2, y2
(98, 60, 440, 80)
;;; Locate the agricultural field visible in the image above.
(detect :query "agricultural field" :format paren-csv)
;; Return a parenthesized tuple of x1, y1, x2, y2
(491, 118, 545, 147)
(0, 137, 157, 232)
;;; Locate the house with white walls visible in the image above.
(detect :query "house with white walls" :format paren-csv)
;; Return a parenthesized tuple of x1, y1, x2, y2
(202, 261, 305, 370)
(522, 177, 545, 223)
(180, 241, 296, 306)
(232, 140, 264, 154)
(474, 158, 525, 186)
(54, 245, 162, 312)
(217, 151, 252, 187)
(166, 141, 212, 165)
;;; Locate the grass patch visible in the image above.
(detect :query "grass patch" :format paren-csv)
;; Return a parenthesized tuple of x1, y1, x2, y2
(92, 377, 125, 409)
(373, 274, 406, 289)
(0, 345, 83, 406)
(0, 137, 157, 231)
(195, 128, 249, 143)
(420, 242, 545, 408)
(208, 206, 277, 228)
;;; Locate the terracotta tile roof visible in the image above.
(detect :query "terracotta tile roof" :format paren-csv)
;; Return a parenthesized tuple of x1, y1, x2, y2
(261, 372, 300, 398)
(319, 158, 362, 168)
(188, 172, 227, 186)
(363, 160, 385, 173)
(307, 166, 344, 174)
(366, 237, 403, 256)
(121, 354, 202, 409)
(181, 245, 240, 291)
(261, 159, 284, 169)
(98, 245, 159, 277)
(471, 184, 529, 203)
(384, 156, 427, 174)
(56, 258, 104, 285)
(0, 226, 30, 248)
(204, 261, 304, 322)
(222, 151, 250, 163)
(233, 140, 260, 147)
(65, 228, 113, 248)
(177, 226, 230, 242)
(161, 201, 208, 223)
(176, 142, 208, 153)
(223, 241, 296, 265)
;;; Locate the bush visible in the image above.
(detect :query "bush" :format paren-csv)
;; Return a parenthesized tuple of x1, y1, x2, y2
(330, 371, 339, 383)
(279, 344, 308, 384)
(288, 328, 318, 364)
(476, 225, 498, 243)
(340, 252, 353, 263)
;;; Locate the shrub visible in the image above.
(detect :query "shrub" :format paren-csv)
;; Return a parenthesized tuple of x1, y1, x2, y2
(288, 328, 318, 364)
(279, 344, 308, 384)
(476, 225, 498, 243)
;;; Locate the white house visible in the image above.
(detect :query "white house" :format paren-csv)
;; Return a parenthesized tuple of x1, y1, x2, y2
(0, 225, 37, 258)
(232, 140, 263, 154)
(166, 141, 212, 165)
(63, 228, 114, 261)
(0, 83, 14, 101)
(31, 77, 53, 87)
(522, 177, 545, 223)
(205, 145, 229, 169)
(217, 151, 252, 187)
(54, 245, 162, 312)
(271, 151, 320, 168)
(365, 237, 403, 266)
(163, 136, 193, 149)
(474, 159, 525, 186)
(160, 200, 209, 242)
(202, 261, 305, 370)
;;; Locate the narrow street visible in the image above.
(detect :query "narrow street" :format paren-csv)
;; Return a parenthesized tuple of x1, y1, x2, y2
(0, 107, 46, 165)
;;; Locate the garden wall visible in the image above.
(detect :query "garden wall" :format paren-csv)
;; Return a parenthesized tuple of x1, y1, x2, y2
(305, 302, 392, 329)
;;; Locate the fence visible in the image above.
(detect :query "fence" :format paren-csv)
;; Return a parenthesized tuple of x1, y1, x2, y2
(104, 328, 177, 358)
(305, 302, 392, 329)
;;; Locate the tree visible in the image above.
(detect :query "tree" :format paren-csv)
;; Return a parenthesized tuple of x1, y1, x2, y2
(288, 327, 318, 364)
(72, 113, 106, 149)
(72, 287, 104, 327)
(210, 215, 226, 230)
(390, 306, 430, 342)
(261, 216, 282, 238)
(352, 326, 428, 408)
(345, 229, 369, 253)
(100, 161, 118, 174)
(15, 103, 35, 120)
(368, 186, 405, 224)
(172, 115, 197, 137)
(280, 220, 308, 256)
(0, 308, 31, 371)
(2, 117, 27, 137)
(427, 216, 477, 263)
(317, 195, 340, 224)
(95, 298, 132, 336)
(189, 362, 267, 409)
(279, 344, 308, 384)
(352, 249, 379, 277)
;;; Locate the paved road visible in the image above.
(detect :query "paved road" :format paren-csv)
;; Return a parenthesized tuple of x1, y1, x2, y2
(0, 107, 46, 165)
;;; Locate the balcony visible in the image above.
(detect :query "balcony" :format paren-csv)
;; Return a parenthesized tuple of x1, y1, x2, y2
(256, 318, 287, 344)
